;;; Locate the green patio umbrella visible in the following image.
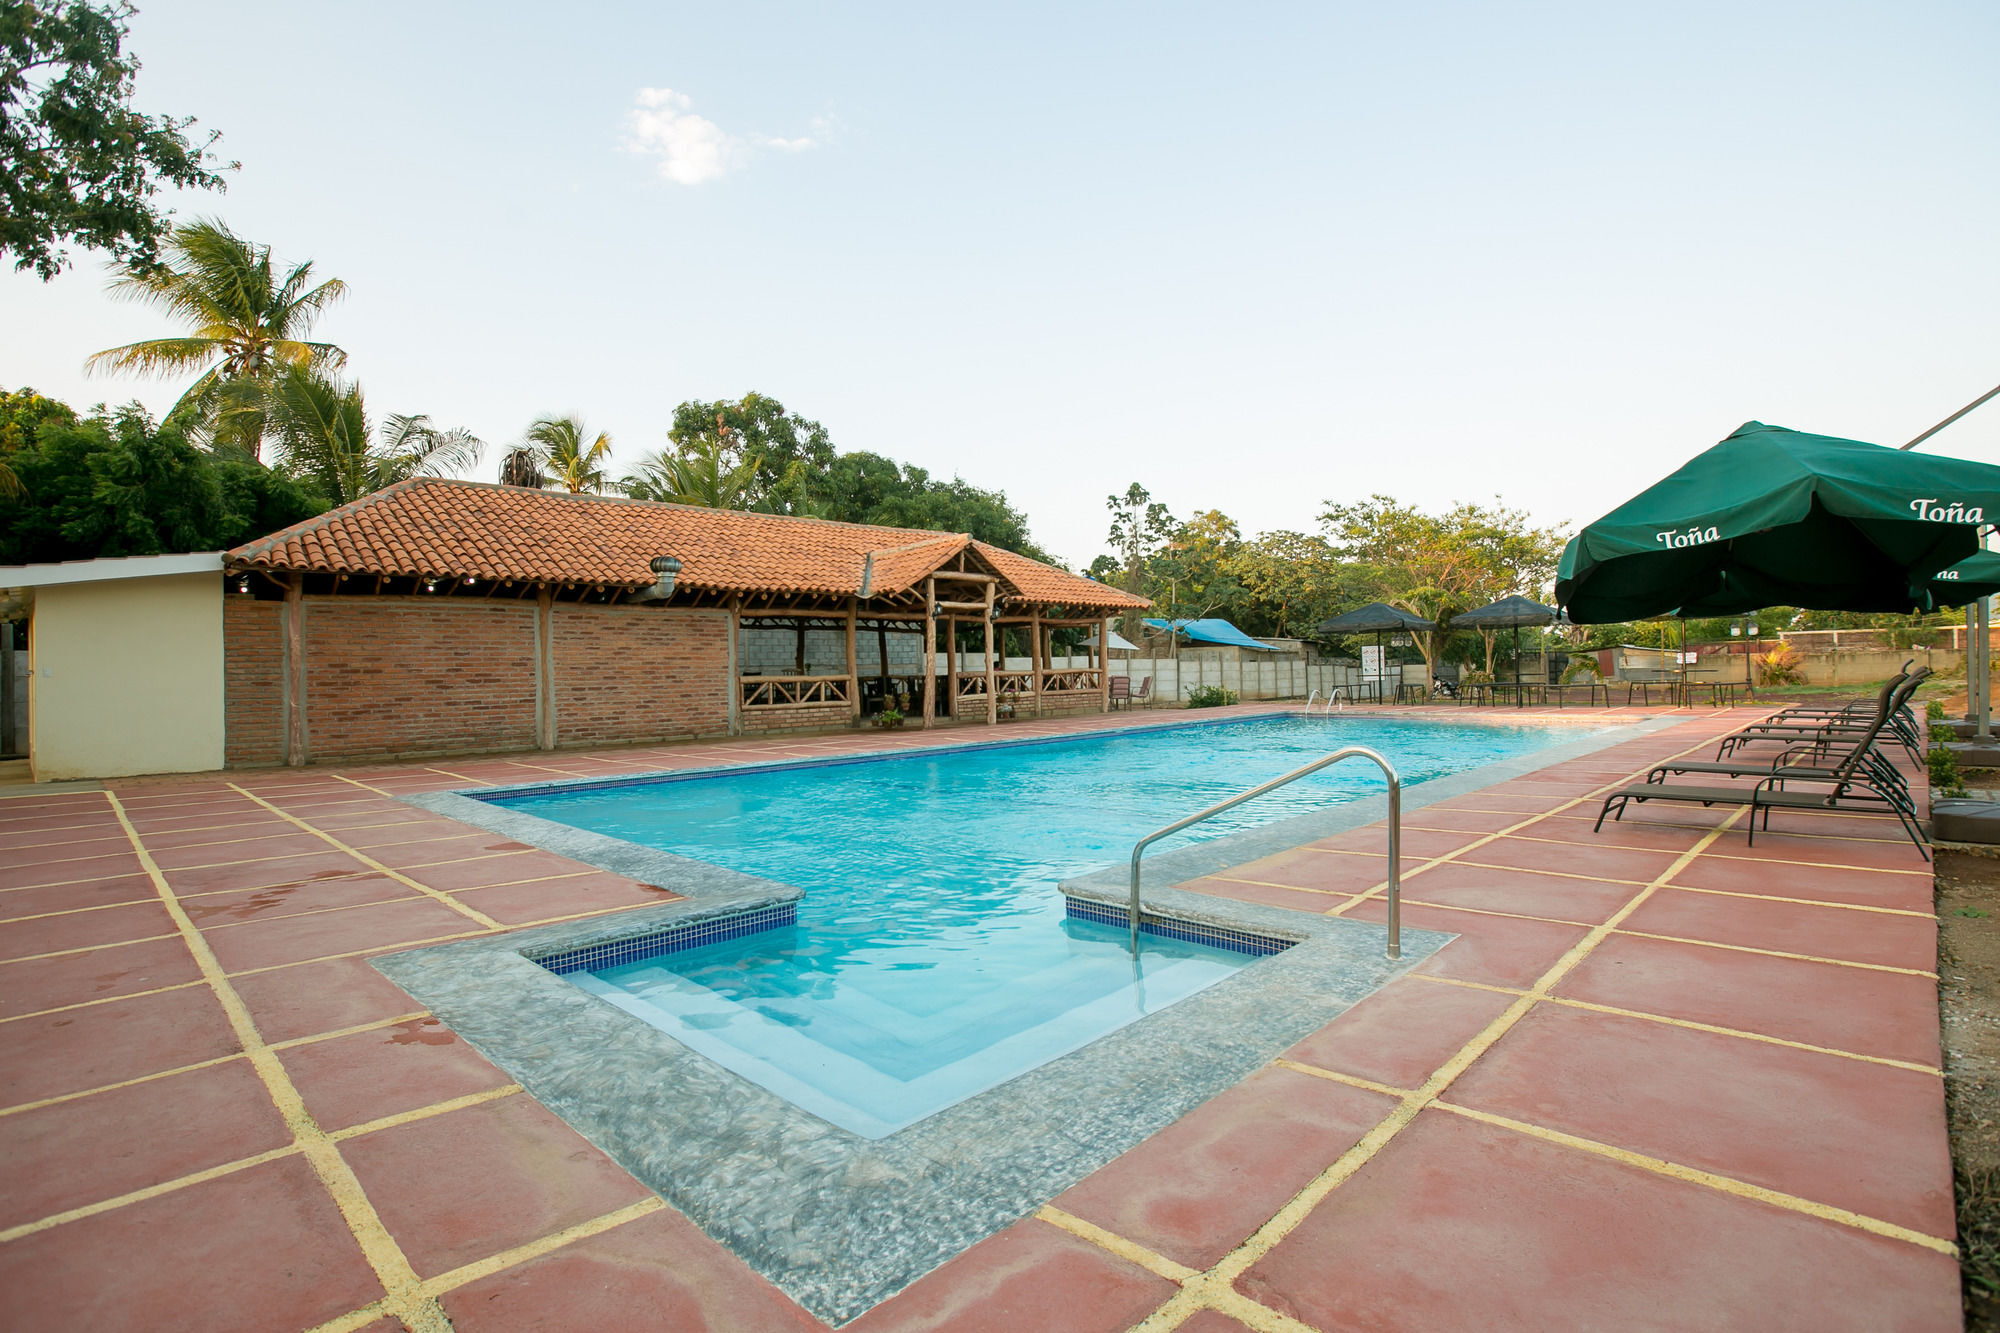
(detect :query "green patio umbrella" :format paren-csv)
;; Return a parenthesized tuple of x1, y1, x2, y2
(1556, 422, 2000, 624)
(1317, 602, 1436, 701)
(1926, 551, 2000, 608)
(1450, 594, 1558, 706)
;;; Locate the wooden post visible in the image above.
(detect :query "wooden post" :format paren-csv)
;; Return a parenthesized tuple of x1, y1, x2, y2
(946, 617, 959, 720)
(984, 583, 998, 725)
(1098, 615, 1111, 713)
(536, 586, 556, 750)
(793, 621, 807, 675)
(876, 621, 891, 707)
(728, 598, 742, 735)
(922, 577, 937, 729)
(1030, 607, 1044, 717)
(845, 597, 860, 724)
(284, 573, 307, 765)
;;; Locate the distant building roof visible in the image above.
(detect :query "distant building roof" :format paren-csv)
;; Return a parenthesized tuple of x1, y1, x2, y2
(226, 478, 1148, 611)
(1142, 617, 1283, 651)
(0, 551, 224, 588)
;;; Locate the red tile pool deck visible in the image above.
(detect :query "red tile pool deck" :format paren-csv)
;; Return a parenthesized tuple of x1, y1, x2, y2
(0, 703, 1962, 1331)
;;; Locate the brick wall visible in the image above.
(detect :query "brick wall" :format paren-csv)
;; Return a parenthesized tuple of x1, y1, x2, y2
(1034, 690, 1109, 717)
(223, 597, 284, 767)
(739, 700, 854, 734)
(302, 598, 537, 761)
(551, 605, 731, 746)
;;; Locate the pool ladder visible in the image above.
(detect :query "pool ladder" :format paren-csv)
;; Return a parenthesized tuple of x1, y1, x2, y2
(1125, 746, 1402, 961)
(1300, 689, 1346, 715)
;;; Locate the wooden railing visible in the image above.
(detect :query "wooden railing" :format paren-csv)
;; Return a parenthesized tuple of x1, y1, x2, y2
(955, 674, 989, 698)
(1041, 669, 1102, 693)
(994, 670, 1036, 697)
(741, 675, 852, 708)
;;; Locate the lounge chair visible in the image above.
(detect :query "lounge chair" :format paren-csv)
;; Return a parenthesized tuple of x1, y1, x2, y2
(1594, 677, 1932, 858)
(1714, 669, 1924, 764)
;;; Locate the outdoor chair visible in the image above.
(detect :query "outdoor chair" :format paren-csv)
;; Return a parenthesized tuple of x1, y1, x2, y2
(1714, 670, 1924, 764)
(1131, 675, 1154, 705)
(1593, 674, 1931, 857)
(1109, 676, 1132, 709)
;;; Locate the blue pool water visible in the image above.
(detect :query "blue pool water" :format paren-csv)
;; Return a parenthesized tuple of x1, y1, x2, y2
(492, 715, 1582, 1136)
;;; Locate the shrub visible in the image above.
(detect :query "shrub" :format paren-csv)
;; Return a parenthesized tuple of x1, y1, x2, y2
(1929, 744, 1968, 798)
(1754, 643, 1806, 685)
(1561, 657, 1603, 684)
(1185, 684, 1239, 709)
(1461, 669, 1494, 685)
(1927, 700, 1947, 722)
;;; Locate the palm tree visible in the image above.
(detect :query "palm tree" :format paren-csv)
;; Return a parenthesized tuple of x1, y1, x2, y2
(498, 448, 545, 487)
(521, 415, 614, 494)
(621, 437, 763, 508)
(263, 370, 483, 507)
(85, 219, 346, 458)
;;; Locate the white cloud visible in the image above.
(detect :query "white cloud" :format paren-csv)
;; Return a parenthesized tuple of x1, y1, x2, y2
(624, 88, 826, 185)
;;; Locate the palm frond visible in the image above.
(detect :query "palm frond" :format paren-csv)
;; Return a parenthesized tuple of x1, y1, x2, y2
(84, 338, 225, 379)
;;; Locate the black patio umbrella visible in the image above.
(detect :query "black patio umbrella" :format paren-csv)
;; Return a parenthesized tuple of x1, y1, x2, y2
(1317, 603, 1437, 701)
(1451, 595, 1559, 707)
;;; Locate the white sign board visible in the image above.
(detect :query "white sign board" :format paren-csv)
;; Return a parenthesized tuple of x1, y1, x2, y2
(1361, 644, 1385, 676)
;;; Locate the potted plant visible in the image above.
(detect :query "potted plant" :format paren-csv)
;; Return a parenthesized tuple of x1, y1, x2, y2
(875, 705, 905, 730)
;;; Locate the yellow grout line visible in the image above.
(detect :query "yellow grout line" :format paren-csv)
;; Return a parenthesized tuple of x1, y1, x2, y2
(0, 1143, 304, 1244)
(1614, 929, 1938, 977)
(1271, 1059, 1411, 1100)
(0, 931, 179, 965)
(302, 1197, 670, 1333)
(329, 1084, 522, 1141)
(1663, 884, 1934, 916)
(0, 979, 208, 1025)
(1428, 1101, 1958, 1255)
(1035, 1206, 1198, 1282)
(0, 1010, 435, 1118)
(99, 791, 454, 1333)
(227, 783, 505, 931)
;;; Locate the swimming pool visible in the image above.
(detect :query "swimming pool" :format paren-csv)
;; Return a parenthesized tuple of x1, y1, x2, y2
(487, 714, 1581, 1137)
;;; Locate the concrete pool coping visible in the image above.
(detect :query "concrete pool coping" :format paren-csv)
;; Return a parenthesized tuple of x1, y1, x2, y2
(374, 711, 1682, 1324)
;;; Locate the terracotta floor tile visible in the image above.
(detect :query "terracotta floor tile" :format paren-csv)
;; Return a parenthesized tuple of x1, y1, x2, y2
(1179, 877, 1348, 913)
(1447, 1003, 1955, 1236)
(0, 1058, 291, 1230)
(0, 1155, 382, 1330)
(359, 831, 509, 868)
(1283, 975, 1517, 1090)
(456, 874, 680, 925)
(1214, 848, 1386, 893)
(0, 936, 201, 1018)
(202, 896, 482, 972)
(0, 984, 239, 1107)
(437, 1206, 825, 1332)
(1310, 826, 1486, 858)
(181, 872, 417, 927)
(1461, 836, 1680, 882)
(131, 816, 293, 848)
(1173, 1311, 1255, 1333)
(0, 899, 177, 961)
(144, 831, 335, 870)
(1342, 899, 1589, 989)
(844, 1217, 1176, 1333)
(1670, 854, 1934, 910)
(1055, 1065, 1397, 1268)
(1624, 887, 1937, 970)
(1515, 817, 1724, 852)
(339, 1094, 651, 1278)
(280, 1017, 514, 1132)
(0, 831, 132, 868)
(233, 954, 424, 1044)
(162, 849, 368, 895)
(1401, 806, 1524, 833)
(0, 851, 144, 891)
(331, 817, 478, 847)
(1554, 934, 1942, 1066)
(0, 872, 157, 918)
(1401, 861, 1632, 924)
(1236, 1111, 1961, 1332)
(402, 851, 601, 893)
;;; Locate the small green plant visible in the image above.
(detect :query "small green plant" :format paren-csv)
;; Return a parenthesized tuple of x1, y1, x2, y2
(1929, 743, 1969, 798)
(1184, 684, 1239, 709)
(1955, 906, 1990, 919)
(1927, 700, 1947, 721)
(1561, 657, 1603, 684)
(875, 704, 903, 727)
(1933, 722, 1958, 744)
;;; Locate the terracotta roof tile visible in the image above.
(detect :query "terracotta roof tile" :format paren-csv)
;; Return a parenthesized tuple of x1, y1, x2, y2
(226, 479, 1149, 610)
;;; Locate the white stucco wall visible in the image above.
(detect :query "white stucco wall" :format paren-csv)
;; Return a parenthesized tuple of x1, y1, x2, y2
(28, 572, 225, 780)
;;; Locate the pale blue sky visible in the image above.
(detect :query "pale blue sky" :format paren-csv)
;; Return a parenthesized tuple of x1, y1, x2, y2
(3, 1, 1996, 567)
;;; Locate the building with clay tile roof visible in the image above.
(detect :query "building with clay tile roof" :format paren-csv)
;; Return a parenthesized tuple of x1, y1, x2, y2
(1, 479, 1150, 778)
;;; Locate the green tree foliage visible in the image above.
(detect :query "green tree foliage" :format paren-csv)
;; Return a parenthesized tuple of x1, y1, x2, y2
(0, 394, 323, 564)
(1105, 482, 1176, 598)
(85, 218, 346, 456)
(665, 391, 833, 514)
(0, 384, 76, 496)
(1150, 510, 1246, 624)
(1319, 495, 1567, 669)
(262, 370, 481, 507)
(1226, 530, 1347, 637)
(622, 434, 762, 509)
(518, 415, 612, 494)
(0, 0, 230, 279)
(807, 452, 1047, 557)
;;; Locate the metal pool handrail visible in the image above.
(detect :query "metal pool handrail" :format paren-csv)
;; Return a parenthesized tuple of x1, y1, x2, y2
(1125, 745, 1401, 960)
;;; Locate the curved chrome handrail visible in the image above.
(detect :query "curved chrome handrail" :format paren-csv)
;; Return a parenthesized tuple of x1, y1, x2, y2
(1126, 745, 1401, 960)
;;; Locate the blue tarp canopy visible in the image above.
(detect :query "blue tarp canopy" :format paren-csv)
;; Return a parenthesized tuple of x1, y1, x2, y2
(1142, 618, 1283, 651)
